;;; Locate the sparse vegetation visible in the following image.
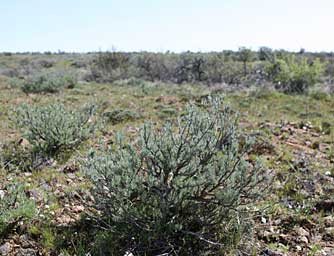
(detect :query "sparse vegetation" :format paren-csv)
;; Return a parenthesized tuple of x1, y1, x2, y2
(0, 183, 36, 240)
(0, 50, 333, 255)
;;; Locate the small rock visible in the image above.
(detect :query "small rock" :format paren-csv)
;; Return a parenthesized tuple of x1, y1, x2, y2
(325, 227, 334, 236)
(18, 138, 30, 148)
(20, 234, 32, 248)
(72, 205, 85, 213)
(0, 242, 11, 255)
(40, 181, 51, 191)
(16, 248, 37, 256)
(262, 248, 283, 256)
(0, 190, 5, 199)
(67, 173, 76, 179)
(27, 189, 43, 202)
(54, 189, 65, 198)
(325, 171, 331, 176)
(324, 216, 334, 227)
(56, 215, 73, 226)
(296, 227, 310, 237)
(300, 236, 308, 243)
(126, 126, 139, 134)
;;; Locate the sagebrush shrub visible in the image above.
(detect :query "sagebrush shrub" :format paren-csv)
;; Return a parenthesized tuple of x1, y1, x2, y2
(0, 183, 35, 239)
(84, 98, 267, 255)
(21, 71, 77, 94)
(103, 108, 140, 124)
(13, 103, 96, 156)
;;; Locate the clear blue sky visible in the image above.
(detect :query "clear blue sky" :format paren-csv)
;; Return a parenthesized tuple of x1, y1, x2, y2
(1, 0, 333, 52)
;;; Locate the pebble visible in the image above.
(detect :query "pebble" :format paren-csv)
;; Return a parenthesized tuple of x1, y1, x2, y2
(296, 227, 310, 237)
(72, 205, 85, 213)
(0, 190, 5, 199)
(0, 242, 11, 255)
(300, 236, 308, 243)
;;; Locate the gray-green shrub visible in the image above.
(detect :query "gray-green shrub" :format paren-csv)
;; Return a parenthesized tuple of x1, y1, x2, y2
(84, 98, 267, 255)
(103, 108, 140, 124)
(21, 71, 77, 94)
(13, 103, 96, 156)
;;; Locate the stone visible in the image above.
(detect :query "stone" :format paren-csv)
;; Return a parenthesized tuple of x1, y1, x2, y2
(324, 216, 334, 227)
(16, 248, 37, 256)
(0, 190, 5, 200)
(27, 189, 43, 202)
(300, 236, 308, 243)
(262, 248, 284, 256)
(67, 173, 76, 180)
(325, 227, 334, 236)
(0, 242, 11, 255)
(296, 227, 310, 237)
(72, 205, 85, 213)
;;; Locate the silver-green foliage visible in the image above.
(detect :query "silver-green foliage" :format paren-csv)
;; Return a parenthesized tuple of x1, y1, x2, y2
(84, 98, 267, 255)
(0, 184, 35, 238)
(21, 71, 77, 94)
(13, 103, 96, 155)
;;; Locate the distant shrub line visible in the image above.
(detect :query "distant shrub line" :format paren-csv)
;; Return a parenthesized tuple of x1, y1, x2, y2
(1, 48, 330, 95)
(85, 49, 326, 94)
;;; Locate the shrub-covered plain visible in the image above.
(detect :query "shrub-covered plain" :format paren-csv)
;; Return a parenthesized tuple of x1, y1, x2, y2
(0, 51, 333, 255)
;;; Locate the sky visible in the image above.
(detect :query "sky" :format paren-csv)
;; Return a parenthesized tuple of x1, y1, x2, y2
(1, 0, 334, 53)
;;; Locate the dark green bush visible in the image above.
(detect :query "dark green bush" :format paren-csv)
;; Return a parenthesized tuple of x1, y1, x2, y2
(238, 47, 254, 76)
(13, 103, 96, 156)
(265, 56, 324, 94)
(84, 98, 267, 255)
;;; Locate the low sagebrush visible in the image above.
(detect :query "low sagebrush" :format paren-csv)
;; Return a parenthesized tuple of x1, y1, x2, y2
(84, 97, 268, 255)
(21, 71, 77, 94)
(13, 103, 96, 156)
